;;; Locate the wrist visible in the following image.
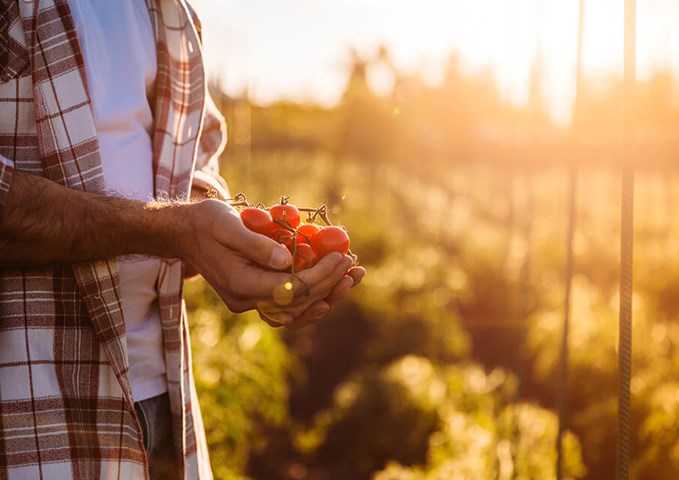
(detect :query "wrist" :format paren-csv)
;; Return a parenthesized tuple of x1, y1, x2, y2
(131, 200, 195, 260)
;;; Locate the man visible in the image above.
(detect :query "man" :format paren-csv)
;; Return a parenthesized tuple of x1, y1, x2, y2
(0, 0, 364, 478)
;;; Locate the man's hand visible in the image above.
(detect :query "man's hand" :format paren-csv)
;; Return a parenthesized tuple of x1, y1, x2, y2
(183, 199, 362, 328)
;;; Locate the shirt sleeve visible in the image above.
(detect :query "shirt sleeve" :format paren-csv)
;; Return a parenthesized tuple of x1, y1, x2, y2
(192, 92, 230, 200)
(186, 1, 230, 200)
(0, 154, 14, 217)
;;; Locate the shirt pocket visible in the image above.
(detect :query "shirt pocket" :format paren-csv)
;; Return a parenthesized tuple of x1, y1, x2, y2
(0, 1, 31, 83)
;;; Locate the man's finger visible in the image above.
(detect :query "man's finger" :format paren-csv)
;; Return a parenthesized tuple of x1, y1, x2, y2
(286, 300, 331, 331)
(258, 312, 285, 328)
(290, 253, 352, 298)
(324, 275, 354, 309)
(346, 266, 366, 287)
(287, 266, 364, 315)
(215, 207, 292, 270)
(257, 302, 293, 327)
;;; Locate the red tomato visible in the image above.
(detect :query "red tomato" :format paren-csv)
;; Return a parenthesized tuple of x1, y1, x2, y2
(270, 204, 301, 229)
(292, 243, 319, 272)
(271, 227, 295, 248)
(240, 207, 274, 236)
(295, 223, 321, 245)
(314, 226, 350, 257)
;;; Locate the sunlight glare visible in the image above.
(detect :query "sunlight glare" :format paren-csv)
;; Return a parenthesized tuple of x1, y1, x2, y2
(195, 0, 676, 123)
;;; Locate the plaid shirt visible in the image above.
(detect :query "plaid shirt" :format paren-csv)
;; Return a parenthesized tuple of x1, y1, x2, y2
(0, 0, 227, 478)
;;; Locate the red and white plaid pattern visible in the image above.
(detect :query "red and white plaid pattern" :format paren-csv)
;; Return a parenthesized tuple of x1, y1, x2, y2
(0, 0, 226, 478)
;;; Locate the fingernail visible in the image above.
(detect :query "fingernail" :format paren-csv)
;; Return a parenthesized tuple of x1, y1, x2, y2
(270, 246, 291, 269)
(343, 278, 354, 292)
(327, 252, 343, 265)
(314, 308, 329, 319)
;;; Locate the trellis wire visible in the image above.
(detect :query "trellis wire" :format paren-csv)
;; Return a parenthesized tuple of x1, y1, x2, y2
(617, 0, 636, 478)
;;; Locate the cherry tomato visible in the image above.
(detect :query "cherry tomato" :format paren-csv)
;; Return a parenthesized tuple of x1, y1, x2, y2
(291, 243, 319, 272)
(314, 226, 350, 257)
(271, 227, 295, 249)
(295, 223, 321, 245)
(270, 204, 301, 229)
(240, 207, 275, 236)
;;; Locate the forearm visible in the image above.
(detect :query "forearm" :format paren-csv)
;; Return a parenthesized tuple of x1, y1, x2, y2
(0, 171, 192, 265)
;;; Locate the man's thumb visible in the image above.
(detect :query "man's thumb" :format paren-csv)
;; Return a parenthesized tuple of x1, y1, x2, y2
(268, 242, 292, 269)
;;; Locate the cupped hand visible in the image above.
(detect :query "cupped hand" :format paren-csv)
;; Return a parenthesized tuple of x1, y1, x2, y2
(272, 265, 366, 331)
(182, 199, 357, 327)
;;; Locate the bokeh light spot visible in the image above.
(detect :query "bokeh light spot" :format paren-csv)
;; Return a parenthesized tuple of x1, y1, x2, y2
(273, 283, 294, 305)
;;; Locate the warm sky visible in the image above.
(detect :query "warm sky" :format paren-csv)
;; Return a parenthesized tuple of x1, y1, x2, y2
(191, 0, 679, 123)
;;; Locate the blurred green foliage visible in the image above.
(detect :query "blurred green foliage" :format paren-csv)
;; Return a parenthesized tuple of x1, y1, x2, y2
(186, 279, 295, 479)
(186, 51, 679, 479)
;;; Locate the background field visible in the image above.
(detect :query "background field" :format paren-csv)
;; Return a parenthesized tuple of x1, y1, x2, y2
(185, 52, 679, 479)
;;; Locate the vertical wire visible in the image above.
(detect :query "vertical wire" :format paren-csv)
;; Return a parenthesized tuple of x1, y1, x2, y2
(556, 1, 585, 478)
(555, 157, 576, 480)
(507, 3, 521, 478)
(506, 169, 517, 480)
(617, 0, 636, 479)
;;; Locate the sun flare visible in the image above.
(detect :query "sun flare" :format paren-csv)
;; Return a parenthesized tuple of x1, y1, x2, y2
(194, 0, 676, 123)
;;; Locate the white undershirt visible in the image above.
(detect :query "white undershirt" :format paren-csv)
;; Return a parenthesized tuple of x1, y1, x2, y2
(68, 0, 167, 401)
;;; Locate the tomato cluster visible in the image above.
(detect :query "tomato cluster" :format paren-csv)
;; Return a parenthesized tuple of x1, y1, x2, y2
(237, 195, 352, 273)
